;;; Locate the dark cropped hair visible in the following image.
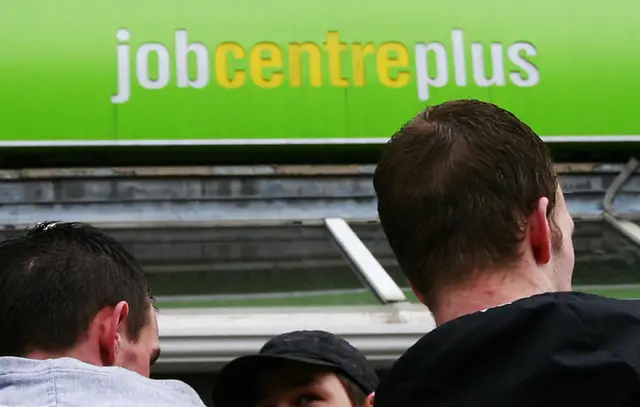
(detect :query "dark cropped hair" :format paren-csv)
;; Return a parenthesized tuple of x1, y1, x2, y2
(0, 221, 151, 356)
(374, 99, 559, 307)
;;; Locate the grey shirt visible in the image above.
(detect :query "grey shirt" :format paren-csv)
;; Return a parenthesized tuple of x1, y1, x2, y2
(0, 357, 206, 407)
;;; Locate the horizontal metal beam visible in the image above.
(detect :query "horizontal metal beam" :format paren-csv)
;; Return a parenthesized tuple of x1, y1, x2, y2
(0, 162, 623, 180)
(155, 288, 371, 304)
(0, 163, 638, 225)
(1, 135, 640, 148)
(324, 218, 406, 304)
(0, 165, 376, 180)
(153, 304, 433, 373)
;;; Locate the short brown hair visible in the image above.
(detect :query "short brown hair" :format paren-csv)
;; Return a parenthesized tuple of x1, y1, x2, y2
(373, 99, 559, 307)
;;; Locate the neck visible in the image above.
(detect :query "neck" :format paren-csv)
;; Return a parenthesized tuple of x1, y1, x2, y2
(431, 267, 554, 326)
(24, 343, 103, 366)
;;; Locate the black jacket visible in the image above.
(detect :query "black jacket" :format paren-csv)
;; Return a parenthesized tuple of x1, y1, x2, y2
(375, 292, 640, 407)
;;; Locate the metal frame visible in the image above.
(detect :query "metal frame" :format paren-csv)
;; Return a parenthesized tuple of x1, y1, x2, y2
(603, 158, 640, 246)
(324, 217, 407, 304)
(1, 163, 640, 226)
(153, 303, 434, 373)
(2, 135, 640, 147)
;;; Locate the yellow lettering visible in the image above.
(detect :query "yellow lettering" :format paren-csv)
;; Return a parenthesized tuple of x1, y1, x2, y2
(288, 42, 322, 87)
(376, 42, 410, 88)
(351, 43, 375, 87)
(323, 31, 348, 87)
(250, 42, 283, 89)
(215, 42, 246, 88)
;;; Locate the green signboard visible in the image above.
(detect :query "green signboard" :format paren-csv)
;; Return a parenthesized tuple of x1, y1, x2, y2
(1, 0, 639, 146)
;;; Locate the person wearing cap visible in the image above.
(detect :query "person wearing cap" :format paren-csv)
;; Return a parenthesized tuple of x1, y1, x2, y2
(213, 330, 377, 407)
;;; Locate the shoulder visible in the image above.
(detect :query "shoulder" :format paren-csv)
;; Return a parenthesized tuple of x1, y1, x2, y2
(51, 358, 206, 406)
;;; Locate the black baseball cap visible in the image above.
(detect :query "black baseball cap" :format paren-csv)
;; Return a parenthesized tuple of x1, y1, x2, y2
(212, 330, 379, 407)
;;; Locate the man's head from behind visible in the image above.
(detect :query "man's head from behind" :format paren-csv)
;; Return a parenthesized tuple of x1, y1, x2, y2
(213, 330, 378, 407)
(374, 100, 575, 322)
(0, 221, 159, 376)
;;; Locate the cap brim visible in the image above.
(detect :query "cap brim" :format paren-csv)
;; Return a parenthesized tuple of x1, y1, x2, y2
(212, 354, 340, 407)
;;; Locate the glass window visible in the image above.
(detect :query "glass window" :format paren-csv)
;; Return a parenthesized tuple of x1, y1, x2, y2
(351, 220, 640, 300)
(106, 224, 380, 307)
(348, 222, 416, 301)
(572, 220, 640, 298)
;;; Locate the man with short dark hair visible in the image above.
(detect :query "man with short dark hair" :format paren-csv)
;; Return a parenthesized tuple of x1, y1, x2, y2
(213, 330, 377, 407)
(373, 100, 640, 407)
(0, 221, 205, 406)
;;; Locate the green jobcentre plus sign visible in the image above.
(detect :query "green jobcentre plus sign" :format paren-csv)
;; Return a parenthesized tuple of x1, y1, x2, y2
(1, 0, 639, 146)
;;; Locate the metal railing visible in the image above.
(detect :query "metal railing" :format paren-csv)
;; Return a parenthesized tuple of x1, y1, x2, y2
(325, 217, 406, 304)
(603, 158, 640, 246)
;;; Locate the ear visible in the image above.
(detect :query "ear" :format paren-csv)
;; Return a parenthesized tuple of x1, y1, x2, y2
(528, 197, 552, 266)
(363, 392, 375, 407)
(98, 301, 129, 366)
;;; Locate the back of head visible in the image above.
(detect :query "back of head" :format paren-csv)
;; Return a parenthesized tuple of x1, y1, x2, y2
(374, 99, 562, 310)
(0, 221, 150, 357)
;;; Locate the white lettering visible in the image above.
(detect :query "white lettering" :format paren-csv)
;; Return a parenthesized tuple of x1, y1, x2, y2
(414, 42, 448, 102)
(471, 42, 506, 87)
(136, 43, 170, 89)
(451, 29, 467, 86)
(175, 30, 210, 88)
(508, 42, 540, 87)
(111, 29, 131, 104)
